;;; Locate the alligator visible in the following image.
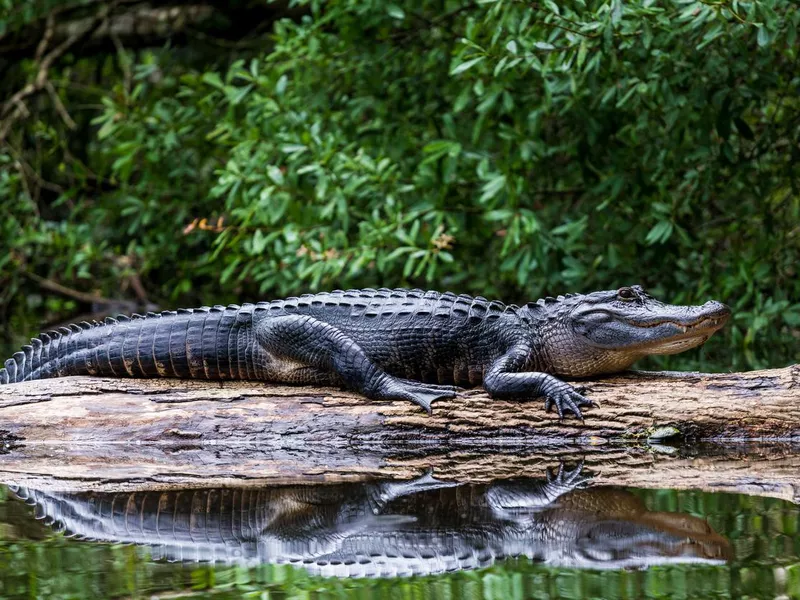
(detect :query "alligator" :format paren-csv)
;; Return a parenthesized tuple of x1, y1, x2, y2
(0, 285, 730, 419)
(7, 465, 731, 577)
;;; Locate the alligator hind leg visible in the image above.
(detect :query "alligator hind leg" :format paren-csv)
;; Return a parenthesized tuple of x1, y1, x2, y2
(255, 315, 457, 413)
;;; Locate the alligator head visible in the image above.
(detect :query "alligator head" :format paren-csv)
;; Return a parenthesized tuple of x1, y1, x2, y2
(528, 285, 731, 377)
(556, 489, 733, 569)
(564, 510, 732, 569)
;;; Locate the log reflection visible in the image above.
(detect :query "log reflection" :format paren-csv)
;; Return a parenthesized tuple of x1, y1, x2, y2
(8, 465, 731, 577)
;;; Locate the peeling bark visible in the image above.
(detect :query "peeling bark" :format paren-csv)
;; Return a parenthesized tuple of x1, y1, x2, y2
(0, 367, 799, 501)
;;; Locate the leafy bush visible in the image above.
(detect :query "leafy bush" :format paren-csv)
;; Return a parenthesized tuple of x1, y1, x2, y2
(1, 0, 798, 369)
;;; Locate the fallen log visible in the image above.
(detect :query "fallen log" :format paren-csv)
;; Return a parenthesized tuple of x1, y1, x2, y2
(0, 366, 799, 501)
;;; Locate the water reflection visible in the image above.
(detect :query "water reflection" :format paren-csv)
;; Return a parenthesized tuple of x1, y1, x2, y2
(6, 465, 730, 577)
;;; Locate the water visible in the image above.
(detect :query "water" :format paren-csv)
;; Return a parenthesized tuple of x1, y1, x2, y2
(0, 473, 798, 599)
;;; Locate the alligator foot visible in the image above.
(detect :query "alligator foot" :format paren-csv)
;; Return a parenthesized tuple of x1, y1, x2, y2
(397, 379, 460, 397)
(485, 461, 591, 517)
(543, 384, 599, 422)
(376, 470, 459, 504)
(381, 380, 459, 414)
(546, 460, 591, 490)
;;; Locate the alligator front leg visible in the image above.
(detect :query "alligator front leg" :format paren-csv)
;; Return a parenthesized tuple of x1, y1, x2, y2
(483, 345, 597, 421)
(255, 315, 457, 413)
(485, 462, 590, 519)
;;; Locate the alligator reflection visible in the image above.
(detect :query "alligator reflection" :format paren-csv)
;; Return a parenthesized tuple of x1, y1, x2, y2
(8, 465, 731, 578)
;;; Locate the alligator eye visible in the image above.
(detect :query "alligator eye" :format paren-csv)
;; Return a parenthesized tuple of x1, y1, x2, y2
(617, 287, 636, 301)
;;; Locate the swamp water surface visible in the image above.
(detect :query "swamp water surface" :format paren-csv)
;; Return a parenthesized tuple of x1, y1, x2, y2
(0, 476, 798, 599)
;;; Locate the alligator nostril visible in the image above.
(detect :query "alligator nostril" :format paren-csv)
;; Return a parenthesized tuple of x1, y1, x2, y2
(704, 301, 731, 320)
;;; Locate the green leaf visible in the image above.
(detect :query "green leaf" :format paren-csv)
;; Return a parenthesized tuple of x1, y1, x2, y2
(387, 4, 405, 19)
(616, 84, 638, 108)
(281, 144, 308, 154)
(220, 258, 241, 283)
(386, 246, 413, 261)
(251, 230, 268, 254)
(275, 75, 288, 95)
(479, 174, 507, 203)
(484, 209, 514, 221)
(96, 117, 116, 140)
(642, 21, 653, 49)
(494, 56, 509, 76)
(645, 220, 674, 245)
(226, 84, 252, 105)
(757, 26, 770, 47)
(267, 165, 285, 185)
(611, 0, 623, 26)
(423, 140, 460, 155)
(201, 72, 224, 89)
(450, 56, 486, 75)
(544, 0, 560, 15)
(783, 309, 800, 327)
(577, 41, 588, 69)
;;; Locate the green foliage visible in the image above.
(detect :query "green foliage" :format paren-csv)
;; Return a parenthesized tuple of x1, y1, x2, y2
(1, 0, 799, 369)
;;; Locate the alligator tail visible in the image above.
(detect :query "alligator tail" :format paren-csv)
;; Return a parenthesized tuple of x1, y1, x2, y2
(0, 305, 258, 384)
(8, 486, 271, 552)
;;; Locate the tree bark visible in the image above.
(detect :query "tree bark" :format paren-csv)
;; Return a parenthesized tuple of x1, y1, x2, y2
(0, 366, 799, 501)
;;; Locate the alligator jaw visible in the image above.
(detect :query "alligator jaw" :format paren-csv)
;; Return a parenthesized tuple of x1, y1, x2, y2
(565, 291, 732, 363)
(630, 314, 729, 332)
(632, 302, 731, 355)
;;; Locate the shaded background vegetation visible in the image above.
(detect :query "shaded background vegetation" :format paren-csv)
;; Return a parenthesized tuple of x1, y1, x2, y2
(0, 0, 798, 369)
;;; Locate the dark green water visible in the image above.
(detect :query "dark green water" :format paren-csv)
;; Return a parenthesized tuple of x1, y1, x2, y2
(0, 480, 799, 599)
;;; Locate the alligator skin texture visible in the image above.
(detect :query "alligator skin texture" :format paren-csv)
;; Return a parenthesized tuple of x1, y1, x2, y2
(0, 286, 732, 420)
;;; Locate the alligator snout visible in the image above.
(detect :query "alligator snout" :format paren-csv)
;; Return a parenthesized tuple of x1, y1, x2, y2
(700, 301, 732, 326)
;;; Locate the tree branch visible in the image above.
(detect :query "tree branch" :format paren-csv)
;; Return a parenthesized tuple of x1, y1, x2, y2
(0, 3, 111, 141)
(0, 1, 305, 63)
(22, 271, 116, 306)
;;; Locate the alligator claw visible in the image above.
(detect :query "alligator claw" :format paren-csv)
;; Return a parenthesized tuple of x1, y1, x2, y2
(397, 379, 460, 395)
(543, 385, 597, 422)
(546, 460, 591, 489)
